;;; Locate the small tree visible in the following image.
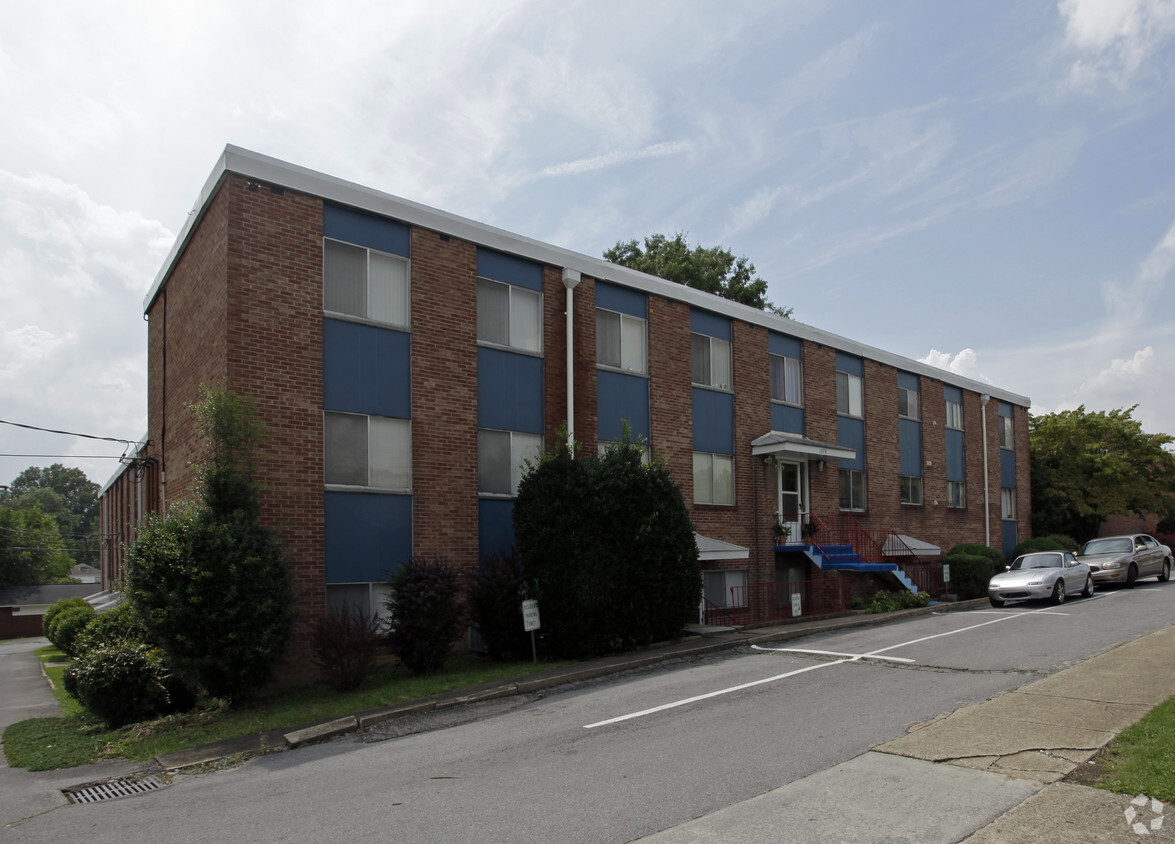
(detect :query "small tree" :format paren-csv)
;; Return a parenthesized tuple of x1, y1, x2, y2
(127, 384, 293, 702)
(514, 436, 701, 660)
(385, 556, 465, 675)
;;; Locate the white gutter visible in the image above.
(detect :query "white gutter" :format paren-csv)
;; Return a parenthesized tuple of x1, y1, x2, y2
(562, 269, 582, 452)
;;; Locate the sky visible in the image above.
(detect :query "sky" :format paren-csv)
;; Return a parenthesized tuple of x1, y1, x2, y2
(2, 0, 1175, 489)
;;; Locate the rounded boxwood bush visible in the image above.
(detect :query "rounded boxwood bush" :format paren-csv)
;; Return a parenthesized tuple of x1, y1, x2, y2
(42, 597, 88, 640)
(64, 643, 193, 728)
(73, 602, 149, 658)
(49, 604, 96, 656)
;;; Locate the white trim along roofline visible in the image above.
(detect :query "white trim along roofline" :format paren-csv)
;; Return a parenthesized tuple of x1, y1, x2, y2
(144, 145, 1031, 409)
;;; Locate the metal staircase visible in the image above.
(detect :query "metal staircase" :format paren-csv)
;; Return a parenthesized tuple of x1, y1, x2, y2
(777, 514, 922, 595)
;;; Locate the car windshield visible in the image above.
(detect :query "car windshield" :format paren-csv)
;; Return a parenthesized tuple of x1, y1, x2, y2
(1010, 553, 1062, 570)
(1080, 538, 1132, 555)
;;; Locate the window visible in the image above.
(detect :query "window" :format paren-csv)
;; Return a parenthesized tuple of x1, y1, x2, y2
(478, 429, 543, 496)
(703, 570, 747, 609)
(900, 476, 923, 505)
(1001, 487, 1016, 520)
(947, 480, 966, 508)
(898, 387, 920, 420)
(324, 412, 411, 489)
(693, 452, 734, 505)
(477, 279, 542, 353)
(323, 240, 409, 328)
(596, 309, 647, 374)
(945, 398, 963, 430)
(691, 333, 732, 390)
(770, 354, 803, 405)
(839, 468, 866, 511)
(836, 372, 863, 417)
(326, 582, 393, 623)
(999, 415, 1014, 449)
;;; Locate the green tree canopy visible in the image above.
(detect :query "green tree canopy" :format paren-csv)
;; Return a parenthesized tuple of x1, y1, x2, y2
(604, 232, 792, 317)
(1030, 406, 1175, 542)
(0, 506, 73, 587)
(2, 464, 100, 566)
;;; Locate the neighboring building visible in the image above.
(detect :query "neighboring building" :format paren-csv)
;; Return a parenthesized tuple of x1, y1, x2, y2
(0, 584, 102, 639)
(99, 146, 1031, 661)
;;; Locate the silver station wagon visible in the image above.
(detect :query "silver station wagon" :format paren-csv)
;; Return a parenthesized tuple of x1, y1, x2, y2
(1076, 534, 1173, 587)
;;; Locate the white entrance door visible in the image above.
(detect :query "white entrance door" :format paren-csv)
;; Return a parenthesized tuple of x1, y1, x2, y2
(777, 460, 806, 543)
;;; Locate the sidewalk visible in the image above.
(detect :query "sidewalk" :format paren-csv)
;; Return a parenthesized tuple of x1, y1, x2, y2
(6, 605, 1175, 841)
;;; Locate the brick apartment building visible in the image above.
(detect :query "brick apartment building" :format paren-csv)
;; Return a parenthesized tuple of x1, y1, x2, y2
(99, 145, 1031, 654)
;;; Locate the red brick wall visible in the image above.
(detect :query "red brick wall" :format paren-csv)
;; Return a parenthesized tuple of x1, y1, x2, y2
(410, 229, 479, 570)
(648, 296, 694, 499)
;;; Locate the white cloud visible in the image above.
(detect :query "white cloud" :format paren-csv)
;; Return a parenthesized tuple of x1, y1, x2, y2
(1059, 0, 1175, 89)
(919, 348, 992, 384)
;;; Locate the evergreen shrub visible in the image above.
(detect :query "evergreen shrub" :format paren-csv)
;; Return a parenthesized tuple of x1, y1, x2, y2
(42, 597, 87, 639)
(385, 555, 465, 675)
(467, 551, 530, 661)
(63, 643, 194, 728)
(73, 602, 149, 658)
(49, 604, 96, 656)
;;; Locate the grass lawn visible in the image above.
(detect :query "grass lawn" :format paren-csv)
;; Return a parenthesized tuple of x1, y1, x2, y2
(3, 649, 566, 772)
(1093, 694, 1175, 802)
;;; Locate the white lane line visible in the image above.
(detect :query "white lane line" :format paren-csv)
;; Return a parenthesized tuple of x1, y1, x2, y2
(749, 646, 915, 663)
(583, 660, 846, 729)
(583, 600, 1082, 729)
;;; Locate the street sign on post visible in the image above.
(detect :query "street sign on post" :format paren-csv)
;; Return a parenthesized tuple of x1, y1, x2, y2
(943, 564, 951, 583)
(522, 600, 540, 664)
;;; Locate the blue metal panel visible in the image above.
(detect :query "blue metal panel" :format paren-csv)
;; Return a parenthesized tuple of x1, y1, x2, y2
(946, 429, 965, 481)
(838, 417, 865, 470)
(325, 492, 413, 582)
(898, 371, 920, 392)
(323, 319, 410, 418)
(323, 203, 409, 257)
(899, 419, 922, 477)
(998, 401, 1013, 419)
(769, 332, 802, 359)
(1000, 448, 1017, 487)
(477, 248, 543, 291)
(692, 388, 734, 454)
(771, 403, 805, 435)
(479, 499, 516, 561)
(1002, 520, 1018, 558)
(689, 309, 731, 341)
(944, 385, 963, 404)
(597, 370, 650, 442)
(835, 352, 863, 377)
(477, 347, 544, 433)
(595, 282, 647, 318)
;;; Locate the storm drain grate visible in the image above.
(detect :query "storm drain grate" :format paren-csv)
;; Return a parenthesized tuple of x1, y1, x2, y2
(64, 775, 165, 804)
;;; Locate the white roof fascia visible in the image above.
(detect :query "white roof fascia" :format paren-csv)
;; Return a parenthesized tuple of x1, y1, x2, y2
(143, 145, 1031, 408)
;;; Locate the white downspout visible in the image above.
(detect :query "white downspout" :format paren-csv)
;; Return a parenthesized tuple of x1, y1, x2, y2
(562, 269, 582, 453)
(981, 394, 991, 547)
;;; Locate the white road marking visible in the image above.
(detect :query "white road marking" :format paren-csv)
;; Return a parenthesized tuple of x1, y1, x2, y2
(749, 646, 915, 663)
(583, 600, 1076, 729)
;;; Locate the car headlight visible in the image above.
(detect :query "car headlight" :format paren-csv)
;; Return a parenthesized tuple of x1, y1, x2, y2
(1027, 580, 1042, 586)
(1101, 561, 1121, 570)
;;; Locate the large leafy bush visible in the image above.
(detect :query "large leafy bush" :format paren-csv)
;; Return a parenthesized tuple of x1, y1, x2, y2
(944, 544, 1006, 600)
(63, 643, 194, 728)
(513, 439, 701, 660)
(385, 556, 465, 675)
(42, 597, 87, 640)
(48, 603, 96, 656)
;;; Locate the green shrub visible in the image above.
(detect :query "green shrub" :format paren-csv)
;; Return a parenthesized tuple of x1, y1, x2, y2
(468, 551, 530, 661)
(42, 597, 88, 639)
(73, 602, 149, 657)
(513, 438, 700, 660)
(385, 555, 465, 676)
(127, 507, 294, 701)
(63, 643, 195, 729)
(312, 605, 384, 691)
(862, 590, 930, 613)
(1010, 536, 1069, 558)
(946, 544, 1005, 566)
(49, 604, 96, 656)
(945, 553, 1000, 600)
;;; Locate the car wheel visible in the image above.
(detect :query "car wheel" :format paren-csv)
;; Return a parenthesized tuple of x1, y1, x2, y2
(1052, 579, 1066, 605)
(1126, 564, 1138, 589)
(1160, 560, 1171, 583)
(1082, 575, 1094, 598)
(989, 596, 1004, 608)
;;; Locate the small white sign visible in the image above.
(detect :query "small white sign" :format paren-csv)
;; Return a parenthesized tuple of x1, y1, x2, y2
(790, 593, 802, 617)
(943, 564, 951, 583)
(522, 599, 541, 632)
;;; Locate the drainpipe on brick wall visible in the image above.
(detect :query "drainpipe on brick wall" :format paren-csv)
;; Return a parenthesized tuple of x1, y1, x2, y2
(562, 268, 582, 453)
(981, 394, 991, 547)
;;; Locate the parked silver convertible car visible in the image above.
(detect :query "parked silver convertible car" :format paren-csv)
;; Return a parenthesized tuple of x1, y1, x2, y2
(988, 551, 1093, 608)
(1076, 534, 1173, 587)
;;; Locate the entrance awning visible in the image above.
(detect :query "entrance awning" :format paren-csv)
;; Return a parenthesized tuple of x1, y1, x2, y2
(883, 534, 942, 558)
(694, 532, 749, 562)
(750, 431, 856, 462)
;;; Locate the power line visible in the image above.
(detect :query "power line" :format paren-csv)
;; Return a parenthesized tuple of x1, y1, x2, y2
(0, 419, 140, 447)
(0, 454, 129, 460)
